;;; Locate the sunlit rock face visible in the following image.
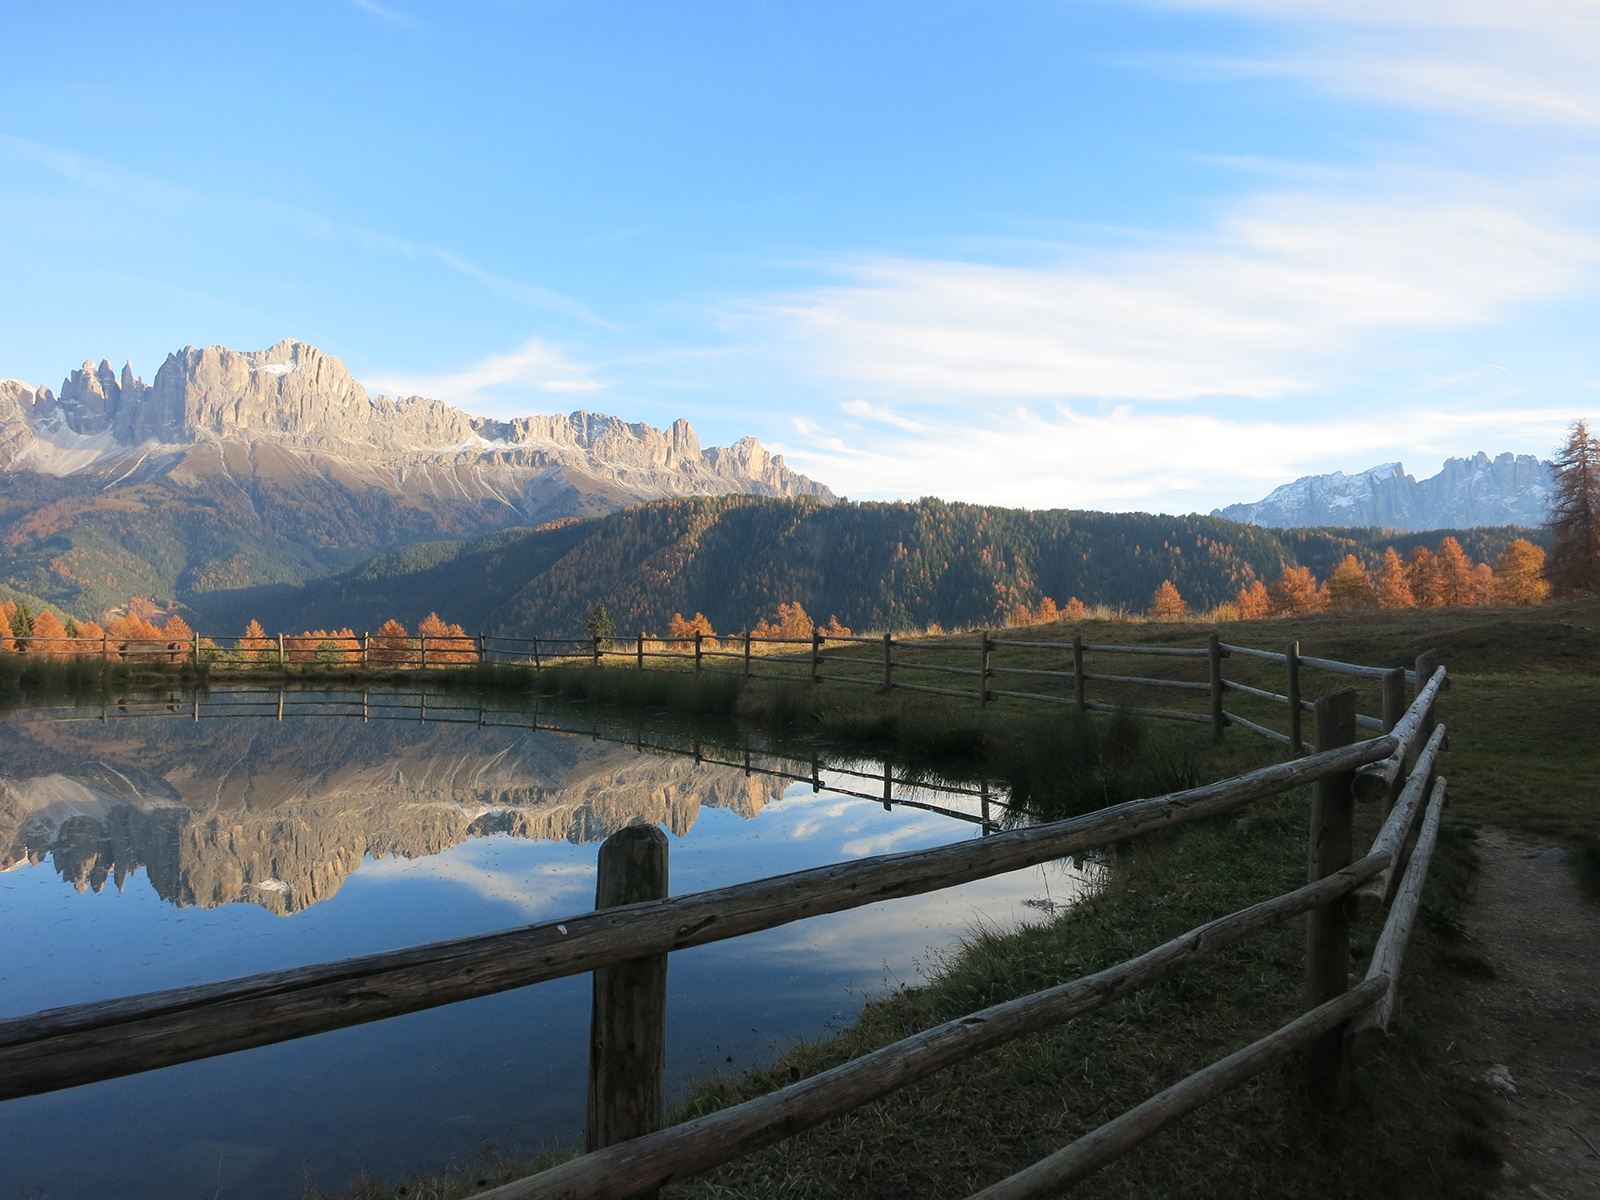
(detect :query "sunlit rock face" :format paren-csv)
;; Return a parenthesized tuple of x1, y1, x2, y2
(1213, 454, 1552, 532)
(0, 714, 782, 915)
(0, 339, 831, 504)
(0, 340, 834, 607)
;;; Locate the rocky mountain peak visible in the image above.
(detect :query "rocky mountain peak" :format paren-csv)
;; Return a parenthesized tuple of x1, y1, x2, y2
(1213, 452, 1552, 530)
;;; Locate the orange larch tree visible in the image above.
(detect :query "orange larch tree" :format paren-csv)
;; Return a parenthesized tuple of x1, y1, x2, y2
(1374, 548, 1415, 609)
(1434, 537, 1477, 607)
(371, 619, 413, 665)
(1323, 555, 1377, 613)
(667, 612, 715, 640)
(753, 602, 813, 639)
(418, 612, 476, 663)
(1494, 538, 1550, 605)
(1063, 597, 1088, 620)
(1407, 547, 1441, 607)
(1148, 580, 1187, 621)
(817, 614, 853, 638)
(1270, 566, 1323, 615)
(1236, 580, 1271, 619)
(29, 609, 68, 656)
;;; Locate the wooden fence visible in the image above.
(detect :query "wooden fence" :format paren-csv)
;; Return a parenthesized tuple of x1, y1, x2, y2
(10, 626, 1424, 755)
(0, 642, 1451, 1198)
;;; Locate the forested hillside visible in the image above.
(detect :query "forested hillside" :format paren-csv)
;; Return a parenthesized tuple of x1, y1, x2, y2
(185, 496, 1547, 638)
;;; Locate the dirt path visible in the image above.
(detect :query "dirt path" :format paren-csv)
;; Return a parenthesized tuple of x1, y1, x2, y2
(1459, 829, 1600, 1199)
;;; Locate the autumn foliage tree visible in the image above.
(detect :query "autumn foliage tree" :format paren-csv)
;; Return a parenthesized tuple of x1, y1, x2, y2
(1374, 548, 1414, 609)
(1236, 580, 1271, 619)
(1147, 580, 1186, 621)
(753, 601, 814, 639)
(418, 612, 476, 663)
(1322, 555, 1376, 613)
(371, 619, 413, 665)
(1271, 566, 1323, 616)
(28, 609, 68, 656)
(1063, 597, 1088, 620)
(1495, 538, 1550, 605)
(1546, 419, 1600, 595)
(667, 612, 715, 640)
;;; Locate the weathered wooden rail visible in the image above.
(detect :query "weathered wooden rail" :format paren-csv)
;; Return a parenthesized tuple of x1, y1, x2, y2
(0, 638, 1452, 1197)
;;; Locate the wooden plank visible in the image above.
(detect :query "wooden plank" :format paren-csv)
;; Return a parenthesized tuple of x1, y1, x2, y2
(1220, 642, 1287, 663)
(1225, 679, 1291, 705)
(1287, 641, 1303, 760)
(889, 679, 984, 700)
(1083, 644, 1210, 658)
(469, 858, 1391, 1200)
(890, 660, 985, 678)
(1083, 672, 1210, 692)
(1299, 654, 1418, 685)
(1208, 633, 1225, 744)
(985, 664, 1075, 680)
(587, 827, 668, 1200)
(1221, 711, 1290, 747)
(966, 977, 1389, 1200)
(1346, 778, 1447, 1058)
(1351, 724, 1447, 915)
(1306, 689, 1357, 1101)
(0, 737, 1396, 1101)
(1353, 666, 1446, 802)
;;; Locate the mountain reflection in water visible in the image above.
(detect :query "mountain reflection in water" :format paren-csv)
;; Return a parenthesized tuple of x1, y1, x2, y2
(1, 690, 809, 913)
(0, 688, 1083, 1200)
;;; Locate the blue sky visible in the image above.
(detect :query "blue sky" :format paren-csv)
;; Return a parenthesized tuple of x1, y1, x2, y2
(1, 0, 1596, 512)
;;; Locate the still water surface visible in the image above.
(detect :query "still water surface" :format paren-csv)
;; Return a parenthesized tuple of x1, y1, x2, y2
(0, 688, 1093, 1199)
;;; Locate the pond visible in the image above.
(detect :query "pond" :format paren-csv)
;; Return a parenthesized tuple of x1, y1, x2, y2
(0, 686, 1096, 1200)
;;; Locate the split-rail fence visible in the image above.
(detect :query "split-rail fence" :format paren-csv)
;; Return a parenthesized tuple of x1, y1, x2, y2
(0, 637, 1452, 1199)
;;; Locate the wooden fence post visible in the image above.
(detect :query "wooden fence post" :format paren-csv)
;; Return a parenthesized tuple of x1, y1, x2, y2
(1286, 641, 1302, 757)
(980, 630, 991, 707)
(587, 824, 669, 1187)
(420, 637, 428, 670)
(192, 631, 200, 667)
(1208, 633, 1225, 744)
(277, 633, 286, 669)
(102, 631, 109, 662)
(694, 630, 703, 674)
(883, 759, 893, 811)
(1414, 648, 1441, 792)
(1381, 668, 1406, 733)
(743, 630, 752, 679)
(594, 637, 602, 667)
(1072, 634, 1086, 713)
(637, 632, 644, 671)
(533, 636, 542, 670)
(1305, 687, 1357, 1101)
(812, 629, 823, 685)
(882, 632, 893, 692)
(477, 632, 486, 664)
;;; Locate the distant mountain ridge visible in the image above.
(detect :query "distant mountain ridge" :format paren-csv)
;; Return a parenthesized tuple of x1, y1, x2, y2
(1212, 453, 1551, 531)
(0, 339, 832, 616)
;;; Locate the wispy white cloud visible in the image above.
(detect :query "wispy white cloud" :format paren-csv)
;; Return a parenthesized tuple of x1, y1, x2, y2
(747, 183, 1592, 407)
(774, 399, 1576, 512)
(1168, 0, 1600, 131)
(366, 338, 605, 408)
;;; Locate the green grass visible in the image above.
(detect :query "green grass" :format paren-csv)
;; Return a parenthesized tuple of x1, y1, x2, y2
(664, 799, 1495, 1200)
